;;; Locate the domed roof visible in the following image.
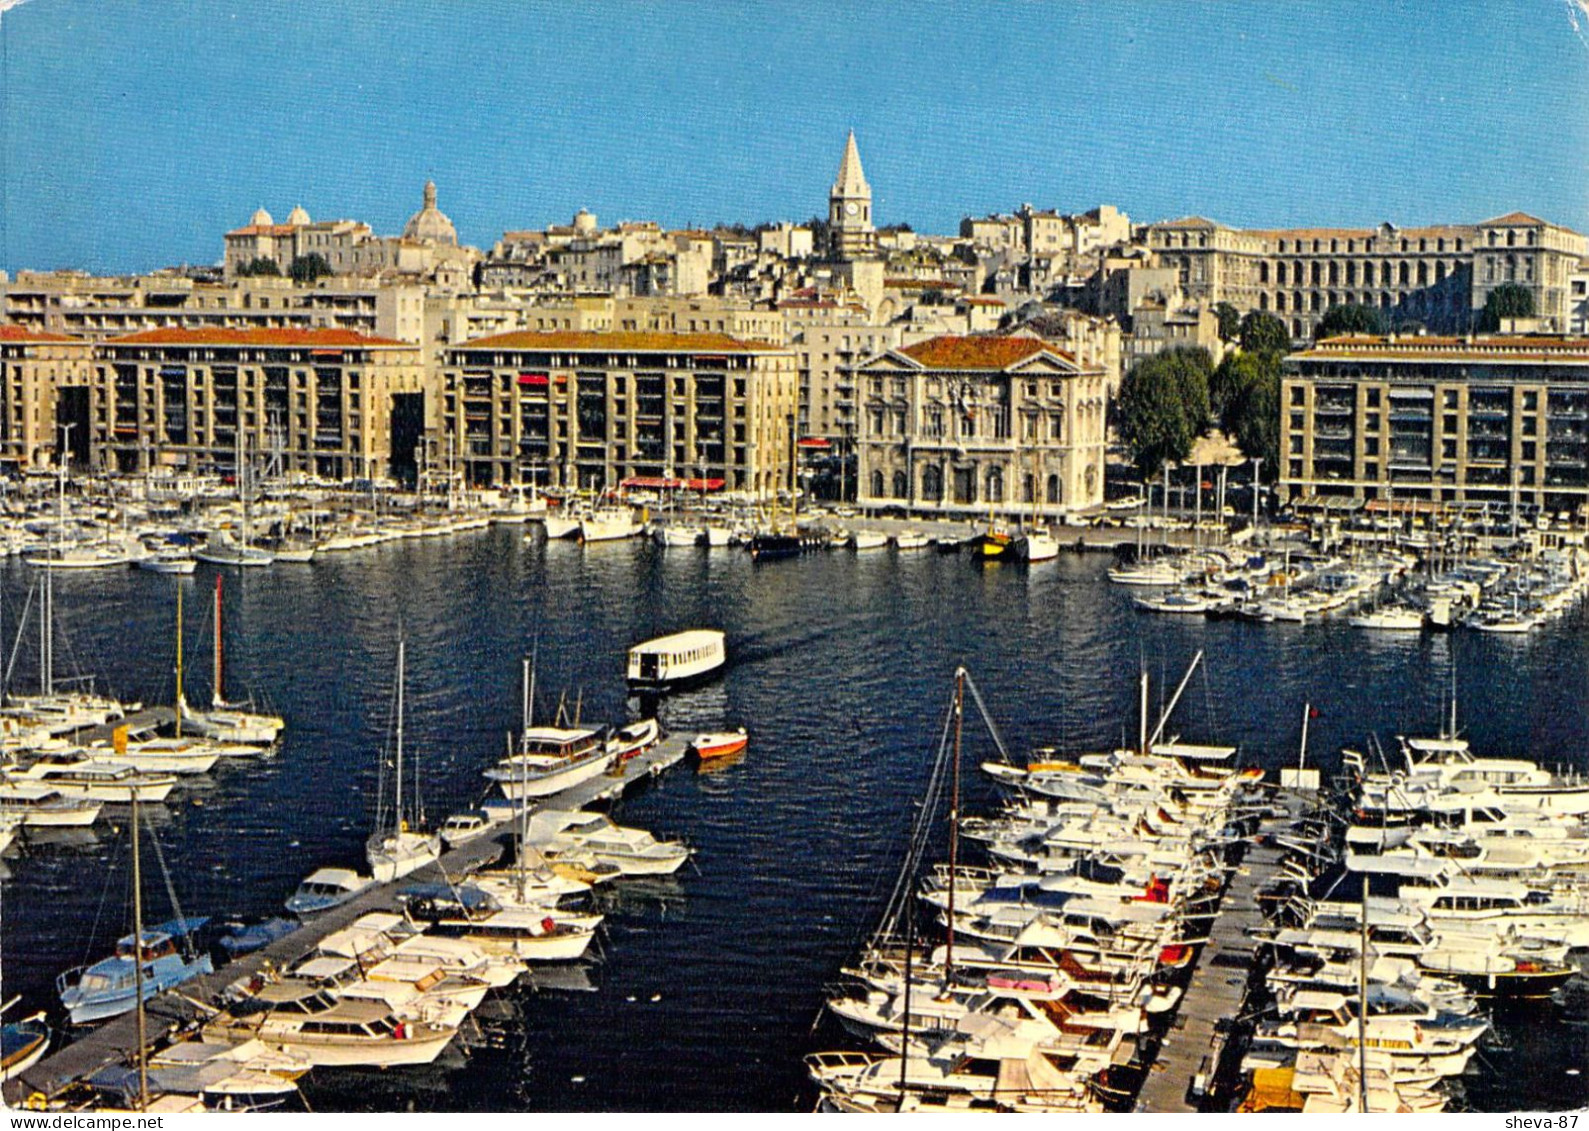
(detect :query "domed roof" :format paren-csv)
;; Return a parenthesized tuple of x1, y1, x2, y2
(250, 207, 274, 226)
(402, 180, 457, 246)
(286, 205, 311, 226)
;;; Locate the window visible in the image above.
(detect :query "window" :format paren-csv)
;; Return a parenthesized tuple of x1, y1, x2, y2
(892, 470, 908, 498)
(986, 467, 1004, 503)
(870, 469, 884, 498)
(1046, 473, 1061, 504)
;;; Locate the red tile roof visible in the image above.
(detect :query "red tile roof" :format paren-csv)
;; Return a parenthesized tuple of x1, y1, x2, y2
(0, 325, 81, 344)
(105, 327, 411, 348)
(454, 330, 782, 353)
(1479, 211, 1549, 227)
(897, 335, 1056, 370)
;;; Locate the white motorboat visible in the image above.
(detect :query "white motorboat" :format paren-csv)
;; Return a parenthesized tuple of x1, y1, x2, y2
(0, 781, 102, 826)
(626, 629, 726, 691)
(9, 757, 178, 803)
(534, 810, 692, 876)
(655, 525, 703, 547)
(892, 532, 930, 550)
(485, 726, 615, 800)
(440, 809, 498, 848)
(194, 531, 275, 568)
(1107, 558, 1185, 586)
(285, 867, 373, 918)
(540, 513, 582, 540)
(204, 984, 457, 1068)
(704, 524, 733, 547)
(1349, 606, 1425, 630)
(83, 737, 224, 775)
(850, 530, 889, 551)
(579, 507, 643, 542)
(136, 549, 198, 575)
(1018, 530, 1060, 562)
(1133, 591, 1217, 614)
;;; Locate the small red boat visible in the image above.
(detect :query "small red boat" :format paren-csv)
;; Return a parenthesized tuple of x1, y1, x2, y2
(692, 728, 748, 760)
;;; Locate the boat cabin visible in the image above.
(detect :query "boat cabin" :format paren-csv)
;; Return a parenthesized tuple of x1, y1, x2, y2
(626, 629, 726, 690)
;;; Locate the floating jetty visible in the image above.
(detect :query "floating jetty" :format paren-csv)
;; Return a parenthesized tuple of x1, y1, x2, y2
(1134, 788, 1310, 1112)
(3, 730, 692, 1106)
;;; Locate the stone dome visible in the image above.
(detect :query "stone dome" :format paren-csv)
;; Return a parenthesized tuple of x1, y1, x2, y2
(250, 207, 274, 226)
(402, 180, 457, 246)
(286, 204, 311, 226)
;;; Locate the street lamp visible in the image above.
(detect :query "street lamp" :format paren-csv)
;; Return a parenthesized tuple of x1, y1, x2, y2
(1251, 457, 1263, 533)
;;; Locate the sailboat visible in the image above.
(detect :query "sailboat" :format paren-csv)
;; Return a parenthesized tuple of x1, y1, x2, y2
(180, 577, 285, 746)
(364, 639, 440, 883)
(56, 787, 213, 1026)
(195, 432, 274, 567)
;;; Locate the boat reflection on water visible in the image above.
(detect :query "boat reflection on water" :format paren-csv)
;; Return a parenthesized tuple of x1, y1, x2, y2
(695, 746, 746, 776)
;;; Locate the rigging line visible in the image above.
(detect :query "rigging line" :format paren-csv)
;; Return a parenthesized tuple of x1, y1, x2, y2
(958, 667, 1011, 764)
(2, 578, 37, 697)
(83, 817, 126, 968)
(871, 693, 958, 949)
(141, 805, 194, 958)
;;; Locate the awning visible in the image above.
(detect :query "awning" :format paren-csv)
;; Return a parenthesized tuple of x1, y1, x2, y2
(620, 476, 725, 492)
(797, 437, 832, 450)
(518, 372, 549, 386)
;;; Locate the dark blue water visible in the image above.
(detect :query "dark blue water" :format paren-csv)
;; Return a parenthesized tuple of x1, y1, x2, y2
(2, 531, 1586, 1111)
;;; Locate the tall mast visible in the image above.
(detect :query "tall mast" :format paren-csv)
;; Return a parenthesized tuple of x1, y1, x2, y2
(395, 638, 405, 831)
(1358, 874, 1370, 1112)
(1138, 669, 1149, 756)
(174, 582, 184, 737)
(213, 575, 224, 710)
(131, 786, 149, 1112)
(944, 668, 965, 985)
(1298, 701, 1311, 771)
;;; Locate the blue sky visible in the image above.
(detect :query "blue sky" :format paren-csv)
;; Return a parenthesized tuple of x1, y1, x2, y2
(2, 0, 1587, 273)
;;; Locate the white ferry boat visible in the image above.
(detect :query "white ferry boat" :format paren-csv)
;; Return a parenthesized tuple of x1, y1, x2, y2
(626, 629, 726, 692)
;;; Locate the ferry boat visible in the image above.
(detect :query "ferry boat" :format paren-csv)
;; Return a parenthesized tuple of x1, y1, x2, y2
(626, 629, 727, 692)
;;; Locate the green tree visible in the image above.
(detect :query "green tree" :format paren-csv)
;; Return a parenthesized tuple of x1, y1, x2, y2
(1220, 352, 1281, 475)
(1211, 302, 1241, 343)
(1476, 283, 1535, 332)
(1210, 350, 1265, 421)
(1238, 310, 1290, 356)
(288, 253, 333, 284)
(1315, 302, 1387, 340)
(1117, 347, 1212, 478)
(237, 256, 280, 277)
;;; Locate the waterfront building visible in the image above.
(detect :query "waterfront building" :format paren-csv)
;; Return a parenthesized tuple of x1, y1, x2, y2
(439, 330, 798, 496)
(852, 332, 1109, 519)
(0, 326, 95, 469)
(89, 327, 427, 481)
(1280, 333, 1589, 513)
(1142, 214, 1587, 340)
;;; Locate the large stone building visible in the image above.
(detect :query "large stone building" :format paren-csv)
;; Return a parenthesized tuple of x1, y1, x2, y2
(89, 327, 427, 482)
(1280, 334, 1589, 513)
(1143, 214, 1587, 340)
(853, 334, 1109, 519)
(0, 326, 96, 469)
(439, 330, 798, 497)
(223, 182, 478, 285)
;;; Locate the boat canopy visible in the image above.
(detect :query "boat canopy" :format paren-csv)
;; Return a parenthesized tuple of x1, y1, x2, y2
(297, 868, 366, 893)
(1151, 742, 1238, 761)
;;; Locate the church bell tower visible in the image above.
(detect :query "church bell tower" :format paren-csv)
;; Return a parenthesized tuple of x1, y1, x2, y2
(828, 131, 876, 261)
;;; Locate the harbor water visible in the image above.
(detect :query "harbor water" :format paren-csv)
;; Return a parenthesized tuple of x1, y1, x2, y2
(1, 528, 1586, 1111)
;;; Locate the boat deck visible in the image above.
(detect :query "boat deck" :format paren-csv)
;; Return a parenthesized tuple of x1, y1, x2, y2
(4, 731, 695, 1105)
(1133, 789, 1310, 1113)
(68, 706, 177, 745)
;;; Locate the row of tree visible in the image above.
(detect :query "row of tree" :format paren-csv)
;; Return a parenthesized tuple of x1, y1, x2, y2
(235, 253, 335, 283)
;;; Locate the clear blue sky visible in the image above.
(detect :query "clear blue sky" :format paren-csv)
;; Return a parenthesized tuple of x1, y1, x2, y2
(2, 0, 1587, 274)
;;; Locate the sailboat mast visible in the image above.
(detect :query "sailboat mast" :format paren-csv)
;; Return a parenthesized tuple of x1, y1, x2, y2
(131, 786, 149, 1112)
(1138, 669, 1149, 756)
(395, 639, 405, 830)
(944, 668, 965, 984)
(1358, 874, 1370, 1112)
(174, 582, 184, 737)
(214, 575, 224, 709)
(1298, 701, 1310, 772)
